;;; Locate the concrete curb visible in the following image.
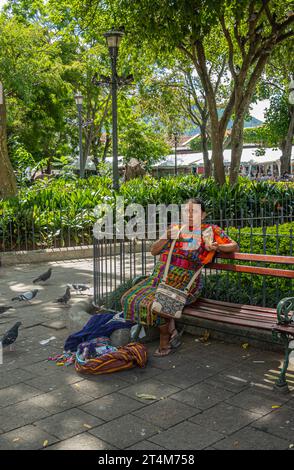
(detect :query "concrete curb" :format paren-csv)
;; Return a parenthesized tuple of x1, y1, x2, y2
(1, 246, 93, 265)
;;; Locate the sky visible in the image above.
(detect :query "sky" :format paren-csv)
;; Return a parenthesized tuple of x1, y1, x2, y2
(0, 0, 269, 122)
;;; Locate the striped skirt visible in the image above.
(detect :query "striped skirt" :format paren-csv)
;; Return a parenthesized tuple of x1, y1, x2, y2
(121, 261, 203, 327)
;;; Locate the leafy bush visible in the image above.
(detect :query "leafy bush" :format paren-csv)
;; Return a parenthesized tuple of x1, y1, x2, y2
(0, 174, 293, 250)
(203, 223, 294, 308)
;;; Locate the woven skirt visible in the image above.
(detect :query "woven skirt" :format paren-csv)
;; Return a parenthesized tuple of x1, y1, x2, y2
(121, 261, 202, 327)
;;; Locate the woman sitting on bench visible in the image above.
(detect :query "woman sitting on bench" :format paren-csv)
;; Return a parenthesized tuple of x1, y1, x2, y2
(121, 198, 239, 357)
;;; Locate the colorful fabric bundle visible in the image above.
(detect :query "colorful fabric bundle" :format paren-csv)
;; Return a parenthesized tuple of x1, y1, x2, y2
(76, 337, 117, 364)
(64, 312, 133, 352)
(75, 342, 148, 375)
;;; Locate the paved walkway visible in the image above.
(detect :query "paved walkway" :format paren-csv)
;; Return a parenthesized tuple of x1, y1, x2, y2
(0, 259, 294, 450)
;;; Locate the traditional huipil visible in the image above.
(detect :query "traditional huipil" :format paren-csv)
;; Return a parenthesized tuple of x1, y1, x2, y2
(121, 224, 233, 326)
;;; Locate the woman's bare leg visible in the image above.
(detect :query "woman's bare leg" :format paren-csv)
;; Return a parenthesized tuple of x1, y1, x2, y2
(153, 322, 173, 357)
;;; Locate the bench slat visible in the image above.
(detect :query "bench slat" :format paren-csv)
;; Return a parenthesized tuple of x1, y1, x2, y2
(206, 263, 294, 278)
(195, 298, 277, 314)
(192, 302, 277, 321)
(216, 253, 294, 264)
(272, 324, 294, 335)
(183, 306, 275, 330)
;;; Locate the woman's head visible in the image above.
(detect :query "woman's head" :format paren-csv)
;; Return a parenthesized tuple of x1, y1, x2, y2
(184, 198, 207, 226)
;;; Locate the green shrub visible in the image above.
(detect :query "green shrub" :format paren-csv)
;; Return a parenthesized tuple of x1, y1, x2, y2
(203, 223, 294, 308)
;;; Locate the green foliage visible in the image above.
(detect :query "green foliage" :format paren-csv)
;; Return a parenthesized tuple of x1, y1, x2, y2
(204, 223, 294, 308)
(120, 174, 294, 222)
(0, 176, 113, 249)
(1, 174, 293, 250)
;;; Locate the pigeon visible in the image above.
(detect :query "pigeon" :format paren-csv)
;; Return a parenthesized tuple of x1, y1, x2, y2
(0, 306, 13, 315)
(11, 289, 39, 302)
(0, 321, 22, 349)
(33, 267, 52, 284)
(56, 287, 71, 305)
(67, 283, 90, 294)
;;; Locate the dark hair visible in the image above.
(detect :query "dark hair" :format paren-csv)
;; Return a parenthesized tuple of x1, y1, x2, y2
(185, 198, 206, 212)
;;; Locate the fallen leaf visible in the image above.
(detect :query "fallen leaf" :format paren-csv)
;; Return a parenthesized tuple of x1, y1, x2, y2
(83, 424, 92, 429)
(199, 330, 210, 342)
(136, 393, 157, 400)
(13, 438, 20, 442)
(289, 444, 294, 449)
(43, 440, 49, 448)
(242, 343, 249, 349)
(271, 405, 280, 409)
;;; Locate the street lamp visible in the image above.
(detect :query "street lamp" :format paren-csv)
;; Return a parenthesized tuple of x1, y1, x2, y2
(74, 91, 84, 178)
(289, 78, 294, 105)
(104, 30, 124, 191)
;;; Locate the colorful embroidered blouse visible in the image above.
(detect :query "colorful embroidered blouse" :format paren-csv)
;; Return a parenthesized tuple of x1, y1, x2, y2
(159, 223, 233, 268)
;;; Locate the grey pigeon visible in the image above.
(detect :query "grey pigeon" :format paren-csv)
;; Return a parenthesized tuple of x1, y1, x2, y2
(33, 267, 52, 284)
(11, 289, 39, 302)
(1, 321, 22, 348)
(67, 283, 90, 294)
(56, 287, 71, 305)
(0, 306, 13, 315)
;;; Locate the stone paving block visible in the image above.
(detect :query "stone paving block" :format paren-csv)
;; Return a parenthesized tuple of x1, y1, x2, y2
(79, 392, 145, 421)
(28, 385, 94, 413)
(0, 368, 35, 389)
(0, 425, 58, 450)
(225, 387, 289, 416)
(2, 348, 59, 371)
(46, 433, 117, 450)
(119, 379, 181, 403)
(0, 400, 51, 432)
(70, 376, 129, 398)
(23, 359, 71, 376)
(34, 408, 103, 439)
(251, 405, 294, 439)
(117, 366, 162, 384)
(89, 414, 161, 449)
(203, 371, 251, 393)
(213, 426, 290, 450)
(158, 363, 216, 389)
(0, 383, 43, 408)
(171, 382, 234, 410)
(24, 371, 84, 393)
(148, 421, 223, 450)
(42, 320, 66, 330)
(127, 440, 166, 450)
(133, 398, 200, 429)
(189, 402, 260, 434)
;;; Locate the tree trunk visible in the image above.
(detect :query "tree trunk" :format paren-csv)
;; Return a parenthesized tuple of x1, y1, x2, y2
(211, 127, 226, 184)
(280, 106, 294, 174)
(0, 83, 17, 199)
(200, 126, 211, 177)
(229, 115, 244, 185)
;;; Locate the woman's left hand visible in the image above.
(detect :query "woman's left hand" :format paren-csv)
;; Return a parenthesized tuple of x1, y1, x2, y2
(206, 242, 219, 252)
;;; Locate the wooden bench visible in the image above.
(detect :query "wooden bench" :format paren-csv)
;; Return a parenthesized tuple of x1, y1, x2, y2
(183, 252, 294, 391)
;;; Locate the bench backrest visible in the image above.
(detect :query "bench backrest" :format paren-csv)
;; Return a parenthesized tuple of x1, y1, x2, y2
(206, 253, 294, 279)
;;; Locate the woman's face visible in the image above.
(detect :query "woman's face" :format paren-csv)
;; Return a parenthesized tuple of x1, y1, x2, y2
(184, 202, 206, 226)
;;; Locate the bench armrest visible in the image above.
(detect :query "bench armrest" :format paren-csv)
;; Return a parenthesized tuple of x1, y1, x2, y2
(277, 297, 294, 325)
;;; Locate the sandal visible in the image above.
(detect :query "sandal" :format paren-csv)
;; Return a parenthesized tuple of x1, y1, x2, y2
(169, 326, 185, 349)
(153, 346, 175, 357)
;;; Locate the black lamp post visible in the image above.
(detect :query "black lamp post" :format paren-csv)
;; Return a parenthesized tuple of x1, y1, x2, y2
(104, 30, 124, 191)
(74, 91, 84, 178)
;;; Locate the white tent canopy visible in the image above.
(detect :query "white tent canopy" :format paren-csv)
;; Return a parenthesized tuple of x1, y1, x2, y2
(153, 146, 294, 168)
